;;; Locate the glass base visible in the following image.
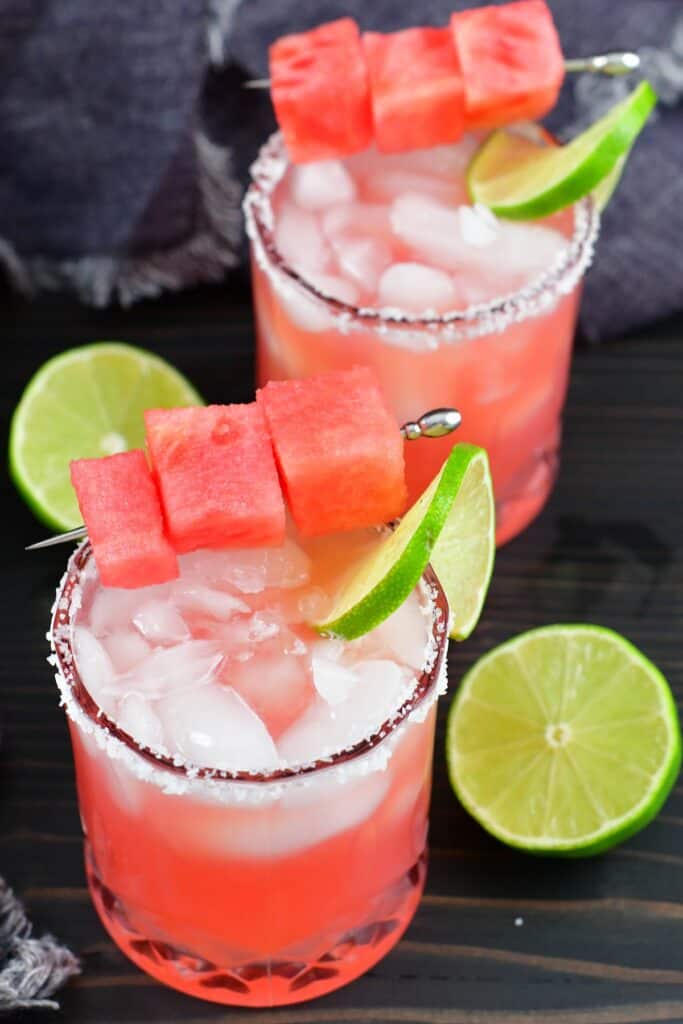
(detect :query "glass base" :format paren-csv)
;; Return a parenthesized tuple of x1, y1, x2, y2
(495, 447, 560, 546)
(85, 843, 427, 1007)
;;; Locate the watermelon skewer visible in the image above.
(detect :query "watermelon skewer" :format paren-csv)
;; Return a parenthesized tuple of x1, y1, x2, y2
(254, 0, 640, 163)
(26, 409, 462, 553)
(245, 51, 640, 91)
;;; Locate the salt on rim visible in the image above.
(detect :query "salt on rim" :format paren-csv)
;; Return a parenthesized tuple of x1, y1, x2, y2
(48, 542, 449, 806)
(243, 131, 600, 347)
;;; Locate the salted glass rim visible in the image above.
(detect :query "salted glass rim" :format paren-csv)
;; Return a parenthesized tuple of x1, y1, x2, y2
(49, 542, 449, 787)
(243, 131, 600, 343)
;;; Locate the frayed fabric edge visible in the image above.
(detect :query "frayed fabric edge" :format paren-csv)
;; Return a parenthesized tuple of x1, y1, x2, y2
(0, 878, 80, 1012)
(0, 132, 242, 309)
(207, 0, 243, 66)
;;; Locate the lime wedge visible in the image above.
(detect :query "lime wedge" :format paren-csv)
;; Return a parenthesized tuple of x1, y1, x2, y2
(446, 624, 681, 856)
(9, 342, 203, 530)
(467, 81, 657, 219)
(314, 444, 495, 642)
(591, 153, 627, 212)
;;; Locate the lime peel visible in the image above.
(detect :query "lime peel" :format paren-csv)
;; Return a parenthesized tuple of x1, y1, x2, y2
(467, 81, 657, 220)
(314, 444, 494, 642)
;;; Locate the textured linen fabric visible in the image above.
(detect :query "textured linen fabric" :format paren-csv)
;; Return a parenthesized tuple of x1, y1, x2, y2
(0, 869, 79, 1010)
(1, 0, 682, 339)
(0, 0, 242, 305)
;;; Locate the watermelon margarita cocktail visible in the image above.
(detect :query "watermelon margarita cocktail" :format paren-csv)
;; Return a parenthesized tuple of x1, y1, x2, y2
(245, 133, 599, 545)
(50, 531, 449, 1007)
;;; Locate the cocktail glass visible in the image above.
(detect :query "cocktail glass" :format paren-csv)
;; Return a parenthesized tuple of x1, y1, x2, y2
(244, 133, 599, 545)
(50, 542, 449, 1007)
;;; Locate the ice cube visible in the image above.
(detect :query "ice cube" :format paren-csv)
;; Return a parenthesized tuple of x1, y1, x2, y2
(306, 272, 360, 305)
(158, 683, 280, 771)
(179, 539, 311, 595)
(225, 627, 316, 738)
(350, 659, 414, 727)
(261, 771, 390, 855)
(133, 600, 190, 645)
(278, 281, 335, 333)
(390, 195, 471, 270)
(450, 271, 506, 308)
(321, 201, 392, 243)
(331, 235, 393, 291)
(274, 202, 330, 275)
(495, 220, 568, 281)
(117, 693, 165, 751)
(277, 697, 350, 763)
(106, 757, 144, 814)
(397, 137, 483, 177)
(290, 160, 357, 210)
(172, 582, 249, 621)
(378, 262, 456, 313)
(88, 583, 171, 635)
(297, 586, 332, 623)
(311, 636, 345, 662)
(312, 655, 358, 705)
(214, 611, 280, 652)
(369, 592, 430, 670)
(73, 626, 117, 716)
(278, 659, 411, 762)
(121, 639, 223, 699)
(194, 769, 389, 858)
(102, 630, 152, 674)
(364, 167, 468, 206)
(458, 205, 499, 248)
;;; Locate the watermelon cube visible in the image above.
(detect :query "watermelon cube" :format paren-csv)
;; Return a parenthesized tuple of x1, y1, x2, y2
(70, 450, 178, 589)
(363, 27, 465, 154)
(450, 0, 565, 130)
(145, 404, 286, 554)
(258, 367, 406, 536)
(269, 18, 373, 164)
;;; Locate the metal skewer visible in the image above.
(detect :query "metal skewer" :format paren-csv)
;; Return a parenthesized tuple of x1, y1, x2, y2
(244, 52, 640, 89)
(563, 51, 640, 76)
(25, 407, 463, 552)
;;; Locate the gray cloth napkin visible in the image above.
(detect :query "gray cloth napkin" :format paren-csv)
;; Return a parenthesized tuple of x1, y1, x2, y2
(0, 878, 79, 1012)
(1, 0, 682, 340)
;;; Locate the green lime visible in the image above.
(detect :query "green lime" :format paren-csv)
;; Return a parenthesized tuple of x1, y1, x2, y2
(314, 444, 495, 641)
(467, 81, 657, 219)
(9, 342, 203, 530)
(446, 624, 681, 856)
(591, 154, 627, 212)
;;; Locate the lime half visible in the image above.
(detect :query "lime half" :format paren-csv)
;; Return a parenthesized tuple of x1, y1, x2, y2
(9, 342, 203, 530)
(314, 444, 494, 641)
(446, 624, 681, 856)
(468, 81, 657, 219)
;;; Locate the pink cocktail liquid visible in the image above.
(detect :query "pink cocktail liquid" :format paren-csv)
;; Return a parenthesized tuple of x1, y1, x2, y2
(245, 133, 599, 544)
(51, 530, 448, 1007)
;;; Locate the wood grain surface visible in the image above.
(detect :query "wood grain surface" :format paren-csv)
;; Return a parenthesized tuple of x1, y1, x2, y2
(1, 277, 682, 1024)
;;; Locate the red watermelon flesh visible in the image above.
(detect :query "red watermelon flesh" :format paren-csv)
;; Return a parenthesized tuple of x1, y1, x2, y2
(145, 404, 286, 554)
(258, 366, 407, 537)
(363, 27, 465, 154)
(450, 0, 564, 130)
(70, 450, 178, 589)
(269, 17, 373, 163)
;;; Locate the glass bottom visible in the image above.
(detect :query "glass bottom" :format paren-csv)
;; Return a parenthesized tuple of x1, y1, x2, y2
(495, 445, 560, 546)
(85, 842, 427, 1007)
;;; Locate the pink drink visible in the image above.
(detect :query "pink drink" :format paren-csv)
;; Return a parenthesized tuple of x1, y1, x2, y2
(245, 133, 599, 544)
(51, 530, 448, 1007)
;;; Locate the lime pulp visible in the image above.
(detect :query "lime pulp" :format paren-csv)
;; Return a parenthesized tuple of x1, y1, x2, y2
(446, 624, 681, 855)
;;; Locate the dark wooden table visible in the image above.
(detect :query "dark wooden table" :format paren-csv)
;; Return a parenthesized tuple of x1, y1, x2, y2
(2, 279, 683, 1024)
